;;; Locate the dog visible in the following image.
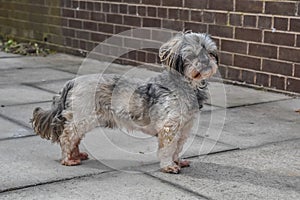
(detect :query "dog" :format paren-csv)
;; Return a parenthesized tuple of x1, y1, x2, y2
(31, 32, 218, 174)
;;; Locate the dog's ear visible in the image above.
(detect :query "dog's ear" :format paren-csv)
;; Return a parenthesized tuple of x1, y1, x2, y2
(175, 54, 184, 74)
(159, 34, 183, 71)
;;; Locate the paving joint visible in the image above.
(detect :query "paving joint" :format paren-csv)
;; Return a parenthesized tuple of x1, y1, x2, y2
(143, 172, 213, 200)
(0, 171, 115, 194)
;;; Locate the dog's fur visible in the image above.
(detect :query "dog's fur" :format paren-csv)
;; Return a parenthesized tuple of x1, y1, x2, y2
(31, 32, 218, 173)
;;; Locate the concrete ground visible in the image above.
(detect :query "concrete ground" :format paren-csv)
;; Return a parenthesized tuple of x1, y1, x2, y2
(0, 51, 299, 200)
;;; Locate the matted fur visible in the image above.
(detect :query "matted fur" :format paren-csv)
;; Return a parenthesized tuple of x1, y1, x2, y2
(31, 32, 218, 173)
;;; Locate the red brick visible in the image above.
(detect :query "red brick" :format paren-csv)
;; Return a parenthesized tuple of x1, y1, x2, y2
(191, 11, 203, 22)
(62, 8, 74, 18)
(169, 8, 179, 20)
(184, 22, 207, 33)
(297, 35, 300, 47)
(98, 23, 114, 34)
(249, 43, 277, 59)
(234, 55, 261, 70)
(235, 28, 261, 42)
(256, 73, 269, 87)
(76, 30, 90, 40)
(209, 25, 233, 38)
(184, 0, 207, 9)
(180, 9, 190, 21)
(137, 51, 146, 62)
(93, 2, 101, 11)
(219, 52, 233, 66)
(62, 28, 75, 37)
(128, 6, 137, 15)
(274, 17, 288, 31)
(157, 8, 167, 18)
(132, 29, 151, 39)
(113, 25, 130, 34)
(217, 65, 227, 78)
(162, 0, 183, 7)
(287, 78, 300, 93)
(279, 47, 300, 63)
(203, 11, 215, 23)
(208, 0, 233, 11)
(236, 0, 263, 13)
(230, 14, 241, 26)
(143, 18, 161, 27)
(110, 4, 119, 13)
(215, 12, 227, 25)
(102, 3, 109, 12)
(124, 16, 141, 26)
(243, 15, 256, 28)
(120, 4, 127, 14)
(221, 39, 247, 54)
(258, 16, 272, 29)
(91, 33, 107, 42)
(69, 19, 82, 29)
(76, 10, 90, 20)
(107, 14, 122, 24)
(83, 21, 97, 31)
(91, 12, 105, 22)
(242, 70, 255, 84)
(138, 6, 146, 16)
(262, 59, 293, 76)
(141, 0, 161, 6)
(265, 2, 297, 16)
(271, 76, 285, 90)
(227, 67, 241, 80)
(162, 20, 183, 31)
(264, 31, 295, 47)
(147, 7, 157, 17)
(290, 18, 300, 32)
(151, 30, 172, 42)
(123, 0, 140, 4)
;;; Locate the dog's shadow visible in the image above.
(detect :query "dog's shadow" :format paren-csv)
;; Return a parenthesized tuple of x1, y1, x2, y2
(182, 162, 299, 193)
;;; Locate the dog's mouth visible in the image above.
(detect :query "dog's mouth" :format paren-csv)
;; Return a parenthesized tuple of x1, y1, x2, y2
(192, 70, 202, 79)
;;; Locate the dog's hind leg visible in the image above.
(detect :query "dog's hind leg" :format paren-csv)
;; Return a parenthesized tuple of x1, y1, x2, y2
(157, 125, 181, 174)
(59, 118, 93, 166)
(173, 121, 193, 168)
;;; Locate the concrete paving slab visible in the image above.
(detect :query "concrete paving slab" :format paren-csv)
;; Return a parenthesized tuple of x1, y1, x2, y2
(147, 139, 300, 200)
(0, 67, 75, 85)
(197, 98, 300, 148)
(207, 82, 291, 108)
(82, 127, 235, 172)
(0, 172, 203, 200)
(0, 136, 109, 192)
(33, 79, 69, 93)
(0, 85, 53, 106)
(0, 53, 83, 70)
(0, 102, 50, 128)
(0, 117, 31, 139)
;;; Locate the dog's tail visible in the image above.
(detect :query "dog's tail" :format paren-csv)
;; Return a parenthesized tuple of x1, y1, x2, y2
(31, 80, 74, 143)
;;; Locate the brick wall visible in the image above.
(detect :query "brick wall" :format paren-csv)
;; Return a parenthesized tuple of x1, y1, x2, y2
(0, 0, 300, 94)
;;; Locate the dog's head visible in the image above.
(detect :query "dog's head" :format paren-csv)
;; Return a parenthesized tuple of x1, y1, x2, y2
(159, 32, 218, 86)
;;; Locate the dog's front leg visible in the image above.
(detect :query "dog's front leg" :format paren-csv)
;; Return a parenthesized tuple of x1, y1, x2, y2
(157, 126, 181, 174)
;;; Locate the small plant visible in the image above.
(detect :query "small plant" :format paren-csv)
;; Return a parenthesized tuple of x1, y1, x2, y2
(1, 38, 54, 56)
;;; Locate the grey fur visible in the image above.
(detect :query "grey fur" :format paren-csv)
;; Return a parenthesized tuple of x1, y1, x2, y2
(31, 32, 218, 171)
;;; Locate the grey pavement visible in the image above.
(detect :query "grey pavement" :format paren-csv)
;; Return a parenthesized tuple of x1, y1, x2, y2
(0, 52, 299, 200)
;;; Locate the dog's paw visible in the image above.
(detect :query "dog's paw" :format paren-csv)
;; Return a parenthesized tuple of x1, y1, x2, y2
(61, 158, 81, 166)
(77, 152, 89, 160)
(161, 165, 181, 174)
(175, 159, 191, 168)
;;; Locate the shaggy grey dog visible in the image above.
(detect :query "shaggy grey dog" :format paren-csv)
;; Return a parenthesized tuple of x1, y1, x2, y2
(32, 32, 218, 174)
